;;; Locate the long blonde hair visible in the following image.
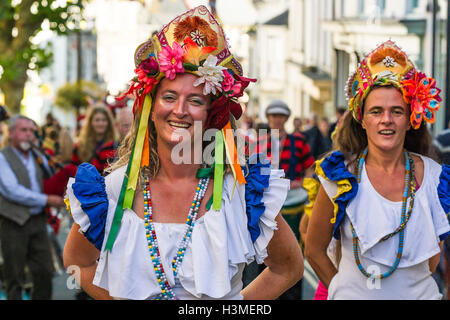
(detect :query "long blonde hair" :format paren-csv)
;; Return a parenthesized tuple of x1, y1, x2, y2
(76, 105, 117, 162)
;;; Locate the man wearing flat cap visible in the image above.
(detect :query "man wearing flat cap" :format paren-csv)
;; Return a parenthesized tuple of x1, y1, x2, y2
(251, 99, 314, 300)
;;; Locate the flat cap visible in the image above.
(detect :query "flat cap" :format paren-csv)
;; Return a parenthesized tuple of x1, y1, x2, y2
(265, 99, 291, 117)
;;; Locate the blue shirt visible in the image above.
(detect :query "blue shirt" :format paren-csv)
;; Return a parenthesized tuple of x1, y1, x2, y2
(0, 147, 48, 215)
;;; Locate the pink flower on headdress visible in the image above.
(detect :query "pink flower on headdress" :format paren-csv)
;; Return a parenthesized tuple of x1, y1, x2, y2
(230, 74, 256, 98)
(159, 42, 185, 80)
(401, 70, 441, 129)
(221, 70, 234, 92)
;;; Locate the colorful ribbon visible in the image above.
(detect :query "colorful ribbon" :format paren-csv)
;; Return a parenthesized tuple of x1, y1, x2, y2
(213, 130, 224, 210)
(104, 95, 152, 251)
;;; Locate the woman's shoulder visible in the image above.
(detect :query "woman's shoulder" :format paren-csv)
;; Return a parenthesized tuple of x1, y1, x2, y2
(104, 165, 127, 198)
(411, 153, 442, 180)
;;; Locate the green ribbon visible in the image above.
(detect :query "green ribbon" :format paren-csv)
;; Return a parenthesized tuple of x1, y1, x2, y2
(213, 131, 224, 211)
(104, 96, 151, 252)
(104, 134, 136, 252)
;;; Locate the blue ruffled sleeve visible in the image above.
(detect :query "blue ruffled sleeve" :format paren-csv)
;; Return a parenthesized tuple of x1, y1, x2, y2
(68, 163, 108, 250)
(438, 164, 450, 241)
(315, 151, 359, 239)
(438, 164, 450, 216)
(242, 154, 271, 243)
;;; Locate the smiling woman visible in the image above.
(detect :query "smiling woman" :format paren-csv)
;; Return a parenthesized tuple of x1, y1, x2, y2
(304, 40, 450, 300)
(71, 105, 117, 174)
(62, 5, 303, 301)
(151, 73, 210, 149)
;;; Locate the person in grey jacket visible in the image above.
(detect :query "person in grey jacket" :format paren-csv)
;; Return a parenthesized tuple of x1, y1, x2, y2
(0, 115, 64, 300)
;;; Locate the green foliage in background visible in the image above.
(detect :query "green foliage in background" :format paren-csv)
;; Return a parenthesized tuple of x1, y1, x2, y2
(55, 80, 105, 112)
(0, 0, 85, 114)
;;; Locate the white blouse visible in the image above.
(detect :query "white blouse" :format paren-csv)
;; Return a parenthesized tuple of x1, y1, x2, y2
(319, 154, 450, 300)
(67, 165, 289, 300)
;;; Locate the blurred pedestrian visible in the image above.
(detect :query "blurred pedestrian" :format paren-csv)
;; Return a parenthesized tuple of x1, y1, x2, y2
(318, 117, 332, 152)
(0, 115, 65, 300)
(303, 114, 329, 159)
(328, 107, 346, 140)
(249, 99, 314, 300)
(305, 40, 450, 299)
(433, 120, 450, 165)
(293, 117, 302, 134)
(115, 107, 133, 144)
(0, 105, 9, 149)
(71, 105, 118, 175)
(63, 6, 302, 300)
(57, 127, 75, 165)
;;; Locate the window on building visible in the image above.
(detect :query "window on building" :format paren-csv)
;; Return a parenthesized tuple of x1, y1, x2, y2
(406, 0, 419, 14)
(357, 0, 365, 16)
(377, 0, 386, 13)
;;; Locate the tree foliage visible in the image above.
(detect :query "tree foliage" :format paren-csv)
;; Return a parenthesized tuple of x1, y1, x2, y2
(0, 0, 85, 114)
(55, 80, 105, 112)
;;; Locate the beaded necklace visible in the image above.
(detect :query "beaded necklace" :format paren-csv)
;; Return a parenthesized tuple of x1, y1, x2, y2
(350, 148, 416, 279)
(142, 175, 210, 300)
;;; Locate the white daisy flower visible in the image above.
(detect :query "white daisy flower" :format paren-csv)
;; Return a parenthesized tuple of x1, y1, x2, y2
(382, 56, 397, 67)
(194, 55, 226, 95)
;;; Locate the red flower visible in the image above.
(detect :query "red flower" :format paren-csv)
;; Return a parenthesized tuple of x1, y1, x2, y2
(206, 96, 243, 129)
(139, 57, 159, 75)
(230, 74, 256, 98)
(401, 70, 441, 129)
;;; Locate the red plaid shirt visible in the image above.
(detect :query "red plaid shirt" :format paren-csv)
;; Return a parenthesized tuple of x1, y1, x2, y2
(254, 132, 315, 181)
(71, 140, 117, 175)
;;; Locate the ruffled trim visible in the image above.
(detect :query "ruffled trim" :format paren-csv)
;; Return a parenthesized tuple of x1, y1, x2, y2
(253, 169, 288, 263)
(438, 164, 450, 241)
(70, 163, 108, 250)
(243, 153, 271, 242)
(315, 151, 358, 239)
(303, 175, 320, 218)
(438, 164, 450, 215)
(91, 163, 288, 299)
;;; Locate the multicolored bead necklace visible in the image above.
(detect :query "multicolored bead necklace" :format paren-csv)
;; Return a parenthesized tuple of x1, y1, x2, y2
(350, 147, 416, 279)
(142, 175, 210, 300)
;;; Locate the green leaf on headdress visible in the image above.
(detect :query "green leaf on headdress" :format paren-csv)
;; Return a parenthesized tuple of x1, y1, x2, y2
(183, 62, 199, 72)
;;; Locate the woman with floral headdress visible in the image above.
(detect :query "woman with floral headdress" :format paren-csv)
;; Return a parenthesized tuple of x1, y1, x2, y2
(305, 40, 450, 300)
(62, 6, 303, 300)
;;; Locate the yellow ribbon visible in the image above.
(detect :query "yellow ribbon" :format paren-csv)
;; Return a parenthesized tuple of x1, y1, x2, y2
(314, 158, 353, 224)
(123, 95, 152, 209)
(302, 177, 320, 218)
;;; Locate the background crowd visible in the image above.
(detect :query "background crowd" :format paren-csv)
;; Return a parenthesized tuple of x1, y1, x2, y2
(0, 91, 448, 300)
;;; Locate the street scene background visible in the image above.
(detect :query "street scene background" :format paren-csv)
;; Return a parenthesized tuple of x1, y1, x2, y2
(0, 0, 449, 300)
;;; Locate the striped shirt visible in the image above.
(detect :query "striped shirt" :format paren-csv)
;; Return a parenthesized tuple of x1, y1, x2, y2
(254, 132, 315, 181)
(71, 140, 117, 175)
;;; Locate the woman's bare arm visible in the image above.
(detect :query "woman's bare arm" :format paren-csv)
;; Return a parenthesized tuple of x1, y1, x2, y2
(299, 213, 309, 247)
(241, 214, 304, 299)
(304, 185, 337, 288)
(63, 223, 112, 300)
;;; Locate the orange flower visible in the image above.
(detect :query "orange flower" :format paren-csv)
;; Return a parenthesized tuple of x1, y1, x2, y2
(183, 37, 216, 66)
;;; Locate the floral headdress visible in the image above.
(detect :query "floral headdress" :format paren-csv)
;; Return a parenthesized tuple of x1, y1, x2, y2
(346, 40, 441, 129)
(105, 6, 255, 251)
